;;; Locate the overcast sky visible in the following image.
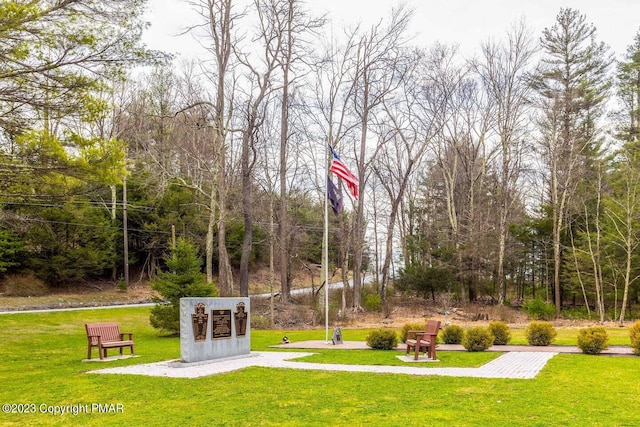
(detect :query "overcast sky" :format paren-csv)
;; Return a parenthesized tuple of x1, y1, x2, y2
(143, 0, 640, 61)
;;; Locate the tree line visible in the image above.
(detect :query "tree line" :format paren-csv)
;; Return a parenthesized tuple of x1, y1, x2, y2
(1, 1, 640, 323)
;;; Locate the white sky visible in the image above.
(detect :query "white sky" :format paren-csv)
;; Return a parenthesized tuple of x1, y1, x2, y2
(143, 0, 640, 61)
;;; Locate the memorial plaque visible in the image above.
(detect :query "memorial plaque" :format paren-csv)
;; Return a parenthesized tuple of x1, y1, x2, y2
(181, 297, 250, 363)
(234, 302, 248, 337)
(332, 327, 343, 345)
(191, 302, 208, 341)
(211, 309, 232, 339)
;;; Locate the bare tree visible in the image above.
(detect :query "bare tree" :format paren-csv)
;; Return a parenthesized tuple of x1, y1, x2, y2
(112, 63, 221, 280)
(374, 48, 436, 302)
(307, 27, 361, 308)
(179, 0, 239, 294)
(278, 0, 295, 302)
(473, 20, 536, 305)
(426, 44, 492, 302)
(605, 143, 640, 325)
(349, 6, 413, 310)
(277, 0, 324, 302)
(567, 163, 608, 322)
(234, 0, 289, 296)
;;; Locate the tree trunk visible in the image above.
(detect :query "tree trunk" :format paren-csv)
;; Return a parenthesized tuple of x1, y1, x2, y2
(206, 181, 216, 285)
(279, 2, 292, 302)
(239, 128, 252, 297)
(269, 196, 276, 327)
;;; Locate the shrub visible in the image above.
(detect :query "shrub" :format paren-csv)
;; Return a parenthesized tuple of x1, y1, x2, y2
(2, 272, 48, 297)
(366, 329, 398, 350)
(462, 326, 494, 352)
(250, 315, 271, 330)
(488, 321, 512, 345)
(525, 321, 557, 346)
(523, 298, 556, 320)
(399, 322, 426, 343)
(364, 292, 382, 312)
(441, 324, 464, 344)
(396, 264, 453, 297)
(629, 321, 640, 355)
(494, 305, 516, 323)
(117, 276, 127, 292)
(577, 327, 609, 355)
(561, 306, 594, 320)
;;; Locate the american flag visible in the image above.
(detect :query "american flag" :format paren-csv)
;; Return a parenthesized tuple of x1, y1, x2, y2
(328, 144, 359, 200)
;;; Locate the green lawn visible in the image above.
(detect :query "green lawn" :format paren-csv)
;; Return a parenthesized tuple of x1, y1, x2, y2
(1, 307, 639, 426)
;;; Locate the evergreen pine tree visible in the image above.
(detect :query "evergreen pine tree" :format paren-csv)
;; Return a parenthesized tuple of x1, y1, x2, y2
(150, 238, 217, 334)
(530, 8, 612, 317)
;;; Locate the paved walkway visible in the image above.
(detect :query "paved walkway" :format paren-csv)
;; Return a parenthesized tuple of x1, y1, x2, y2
(90, 349, 557, 380)
(89, 339, 636, 380)
(272, 340, 635, 355)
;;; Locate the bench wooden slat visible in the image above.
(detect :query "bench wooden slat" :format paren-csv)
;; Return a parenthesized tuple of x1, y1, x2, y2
(85, 322, 135, 360)
(406, 319, 441, 360)
(99, 340, 134, 348)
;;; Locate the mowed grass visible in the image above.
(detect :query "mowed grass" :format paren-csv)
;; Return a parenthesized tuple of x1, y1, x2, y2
(0, 307, 639, 426)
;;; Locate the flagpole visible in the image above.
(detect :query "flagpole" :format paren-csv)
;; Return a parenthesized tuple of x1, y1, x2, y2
(324, 144, 330, 344)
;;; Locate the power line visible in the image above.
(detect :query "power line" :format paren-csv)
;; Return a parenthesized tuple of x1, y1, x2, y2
(2, 205, 337, 234)
(1, 201, 154, 212)
(0, 218, 303, 247)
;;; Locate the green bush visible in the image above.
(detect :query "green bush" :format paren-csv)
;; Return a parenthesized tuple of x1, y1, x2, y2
(399, 322, 426, 343)
(366, 329, 398, 350)
(441, 324, 464, 344)
(629, 321, 640, 355)
(525, 321, 557, 346)
(462, 326, 494, 352)
(561, 306, 594, 320)
(117, 276, 127, 292)
(577, 327, 609, 355)
(523, 298, 556, 320)
(488, 321, 512, 345)
(396, 264, 453, 297)
(364, 292, 382, 312)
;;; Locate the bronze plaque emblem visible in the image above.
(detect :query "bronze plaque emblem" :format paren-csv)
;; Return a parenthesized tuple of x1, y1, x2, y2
(234, 302, 248, 337)
(211, 309, 232, 339)
(191, 302, 208, 341)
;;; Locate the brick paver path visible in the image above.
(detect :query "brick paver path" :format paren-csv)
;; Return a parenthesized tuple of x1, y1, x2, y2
(91, 350, 557, 379)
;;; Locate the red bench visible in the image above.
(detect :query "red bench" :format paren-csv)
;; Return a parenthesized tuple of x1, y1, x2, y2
(85, 322, 135, 360)
(405, 319, 441, 360)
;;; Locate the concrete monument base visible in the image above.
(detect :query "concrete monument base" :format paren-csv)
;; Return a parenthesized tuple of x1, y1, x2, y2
(180, 297, 250, 363)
